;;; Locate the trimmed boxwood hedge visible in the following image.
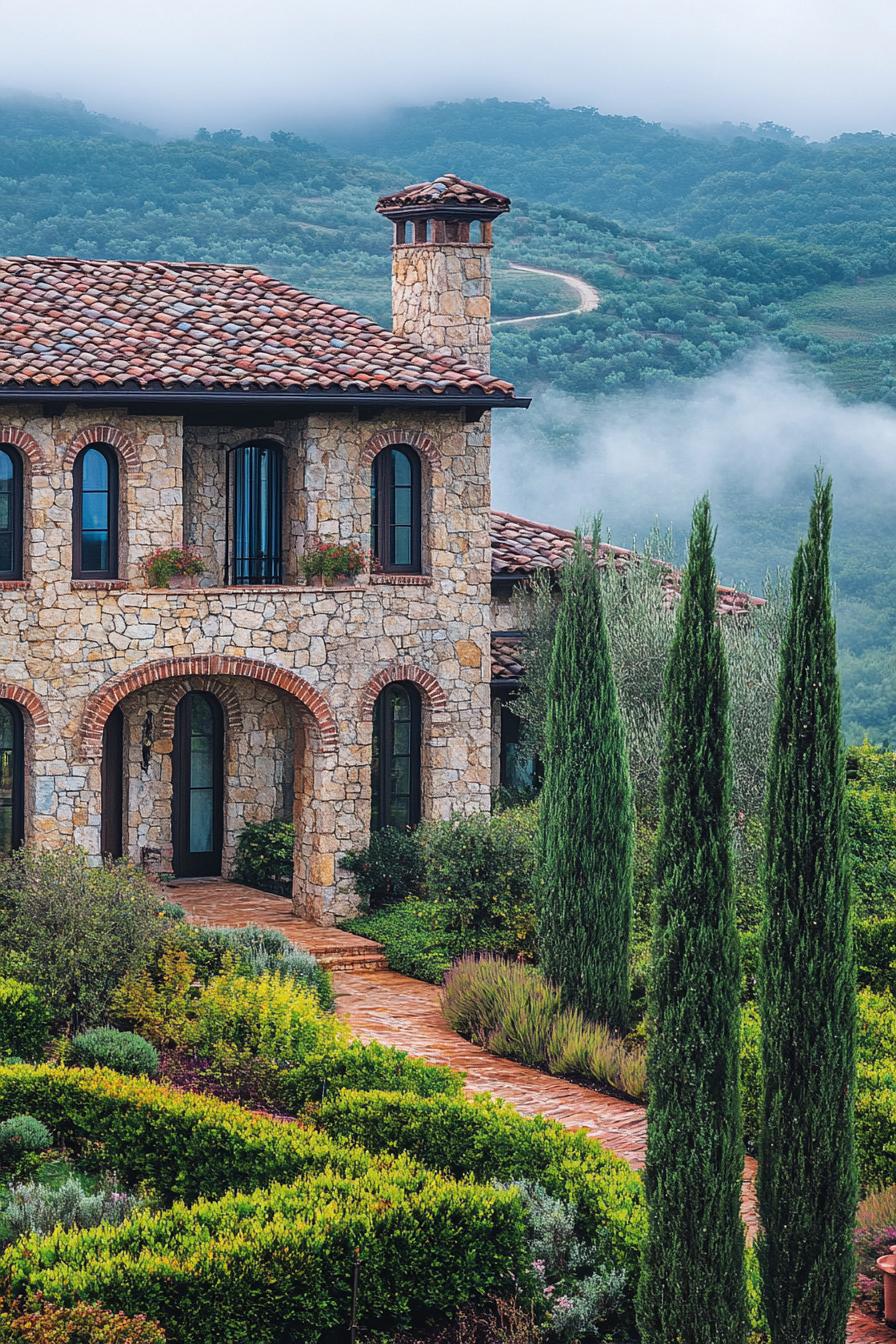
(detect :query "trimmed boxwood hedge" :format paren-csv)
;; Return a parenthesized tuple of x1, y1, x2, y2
(0, 1165, 526, 1343)
(317, 1087, 646, 1276)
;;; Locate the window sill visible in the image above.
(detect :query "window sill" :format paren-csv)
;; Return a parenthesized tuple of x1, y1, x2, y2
(71, 579, 128, 590)
(0, 580, 29, 591)
(369, 574, 432, 586)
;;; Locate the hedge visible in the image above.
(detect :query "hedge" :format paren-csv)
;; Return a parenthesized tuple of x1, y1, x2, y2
(0, 978, 49, 1062)
(279, 1038, 464, 1109)
(0, 1166, 526, 1344)
(0, 1065, 369, 1203)
(316, 1087, 646, 1276)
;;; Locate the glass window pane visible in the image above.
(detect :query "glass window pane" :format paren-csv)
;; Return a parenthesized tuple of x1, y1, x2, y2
(0, 803, 11, 855)
(390, 688, 410, 722)
(81, 533, 109, 573)
(391, 755, 410, 799)
(393, 486, 412, 526)
(392, 527, 411, 567)
(0, 487, 10, 533)
(81, 448, 109, 490)
(0, 706, 17, 855)
(81, 492, 109, 532)
(391, 448, 412, 487)
(189, 789, 214, 853)
(389, 795, 411, 828)
(0, 536, 12, 574)
(392, 720, 410, 757)
(0, 452, 12, 483)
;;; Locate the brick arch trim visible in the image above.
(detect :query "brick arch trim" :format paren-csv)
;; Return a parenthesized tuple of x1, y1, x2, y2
(360, 429, 441, 473)
(156, 677, 244, 742)
(64, 425, 140, 471)
(79, 656, 337, 760)
(359, 662, 448, 721)
(0, 683, 49, 728)
(0, 428, 47, 472)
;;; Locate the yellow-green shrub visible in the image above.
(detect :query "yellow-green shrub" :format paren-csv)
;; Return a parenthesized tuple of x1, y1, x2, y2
(316, 1087, 646, 1277)
(279, 1038, 464, 1108)
(0, 1165, 526, 1344)
(0, 977, 49, 1062)
(185, 966, 347, 1075)
(0, 1064, 366, 1202)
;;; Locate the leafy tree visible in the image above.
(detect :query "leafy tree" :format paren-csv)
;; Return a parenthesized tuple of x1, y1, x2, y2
(636, 497, 746, 1344)
(536, 529, 633, 1030)
(757, 473, 856, 1344)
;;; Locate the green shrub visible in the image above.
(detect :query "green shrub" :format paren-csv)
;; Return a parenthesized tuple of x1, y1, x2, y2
(0, 1065, 364, 1203)
(739, 1003, 762, 1149)
(0, 979, 48, 1062)
(0, 1299, 166, 1343)
(2, 1176, 142, 1239)
(316, 1088, 646, 1278)
(0, 1164, 526, 1344)
(441, 956, 645, 1099)
(279, 1038, 464, 1109)
(0, 1115, 52, 1178)
(68, 1029, 159, 1079)
(421, 806, 539, 956)
(232, 820, 294, 897)
(191, 923, 333, 1008)
(341, 826, 424, 910)
(857, 915, 896, 994)
(847, 742, 896, 918)
(342, 900, 464, 984)
(185, 967, 347, 1082)
(0, 848, 164, 1032)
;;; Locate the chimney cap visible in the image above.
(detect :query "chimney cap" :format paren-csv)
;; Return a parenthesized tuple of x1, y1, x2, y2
(376, 172, 511, 221)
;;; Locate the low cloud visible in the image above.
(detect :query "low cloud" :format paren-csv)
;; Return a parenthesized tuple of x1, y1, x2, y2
(491, 348, 896, 583)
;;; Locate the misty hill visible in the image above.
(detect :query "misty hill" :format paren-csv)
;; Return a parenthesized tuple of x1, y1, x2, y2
(0, 91, 894, 741)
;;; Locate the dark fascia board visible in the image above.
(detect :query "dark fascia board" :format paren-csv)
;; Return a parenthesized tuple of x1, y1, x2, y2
(491, 679, 521, 693)
(0, 387, 531, 414)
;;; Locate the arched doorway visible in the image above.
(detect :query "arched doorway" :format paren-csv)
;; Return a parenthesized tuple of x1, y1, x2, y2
(0, 700, 24, 853)
(100, 705, 124, 860)
(172, 691, 224, 878)
(371, 682, 422, 830)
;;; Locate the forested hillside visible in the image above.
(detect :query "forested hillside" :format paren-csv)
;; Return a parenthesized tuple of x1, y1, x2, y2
(0, 92, 894, 741)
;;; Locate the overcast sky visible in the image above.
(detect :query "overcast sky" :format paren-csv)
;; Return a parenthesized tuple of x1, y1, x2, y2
(3, 0, 895, 139)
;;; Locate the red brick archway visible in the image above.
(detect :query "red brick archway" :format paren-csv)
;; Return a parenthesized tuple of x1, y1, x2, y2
(156, 677, 244, 741)
(0, 683, 49, 728)
(0, 428, 47, 472)
(79, 656, 337, 760)
(359, 662, 448, 721)
(360, 429, 441, 473)
(64, 425, 140, 472)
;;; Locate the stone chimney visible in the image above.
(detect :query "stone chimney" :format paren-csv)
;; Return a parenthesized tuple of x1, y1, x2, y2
(375, 173, 511, 373)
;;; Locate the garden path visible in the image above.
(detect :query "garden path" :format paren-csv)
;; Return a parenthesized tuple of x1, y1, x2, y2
(173, 880, 891, 1344)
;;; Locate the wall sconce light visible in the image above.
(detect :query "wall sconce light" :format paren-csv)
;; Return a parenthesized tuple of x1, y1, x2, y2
(141, 712, 155, 771)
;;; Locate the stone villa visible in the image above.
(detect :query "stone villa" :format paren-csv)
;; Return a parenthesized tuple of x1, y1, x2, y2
(0, 173, 756, 922)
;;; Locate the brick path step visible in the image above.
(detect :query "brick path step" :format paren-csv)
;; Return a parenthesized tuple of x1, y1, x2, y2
(173, 880, 893, 1344)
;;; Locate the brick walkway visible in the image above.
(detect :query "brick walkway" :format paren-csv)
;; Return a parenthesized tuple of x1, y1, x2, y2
(173, 880, 892, 1344)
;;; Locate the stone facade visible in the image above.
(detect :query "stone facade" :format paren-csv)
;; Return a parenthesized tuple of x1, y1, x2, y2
(0, 403, 493, 922)
(391, 244, 493, 372)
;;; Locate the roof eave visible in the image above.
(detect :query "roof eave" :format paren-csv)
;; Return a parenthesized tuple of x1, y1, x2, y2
(0, 386, 531, 412)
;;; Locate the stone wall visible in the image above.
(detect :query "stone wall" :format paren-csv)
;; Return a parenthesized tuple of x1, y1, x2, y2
(0, 403, 493, 922)
(391, 244, 493, 372)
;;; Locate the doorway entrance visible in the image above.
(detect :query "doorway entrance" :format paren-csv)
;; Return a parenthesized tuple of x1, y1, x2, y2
(172, 691, 224, 878)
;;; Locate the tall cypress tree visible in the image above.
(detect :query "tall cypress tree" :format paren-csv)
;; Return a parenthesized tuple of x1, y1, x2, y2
(636, 497, 746, 1344)
(536, 528, 633, 1031)
(758, 473, 856, 1344)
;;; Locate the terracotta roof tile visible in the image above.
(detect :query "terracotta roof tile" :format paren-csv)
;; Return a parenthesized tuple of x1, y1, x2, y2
(0, 257, 516, 398)
(491, 634, 526, 683)
(489, 509, 761, 619)
(376, 173, 511, 215)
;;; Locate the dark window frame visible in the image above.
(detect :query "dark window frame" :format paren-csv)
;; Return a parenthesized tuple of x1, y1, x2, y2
(225, 439, 284, 586)
(73, 444, 119, 580)
(0, 700, 24, 853)
(370, 445, 422, 575)
(0, 448, 23, 581)
(371, 682, 422, 831)
(100, 705, 124, 860)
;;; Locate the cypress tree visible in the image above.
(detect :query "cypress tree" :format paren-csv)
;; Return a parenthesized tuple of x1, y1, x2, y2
(757, 473, 856, 1344)
(636, 496, 746, 1344)
(536, 528, 633, 1031)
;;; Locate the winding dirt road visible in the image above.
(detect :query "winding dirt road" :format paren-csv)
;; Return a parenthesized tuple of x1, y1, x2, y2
(494, 261, 600, 326)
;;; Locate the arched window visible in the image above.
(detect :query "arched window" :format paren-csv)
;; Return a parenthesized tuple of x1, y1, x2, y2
(0, 449, 23, 580)
(370, 446, 421, 574)
(73, 445, 118, 579)
(371, 682, 421, 830)
(0, 701, 24, 853)
(228, 440, 283, 584)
